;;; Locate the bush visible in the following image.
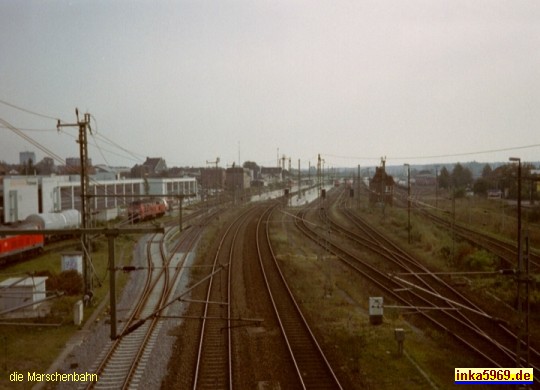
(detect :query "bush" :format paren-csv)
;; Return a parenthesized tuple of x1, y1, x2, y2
(464, 249, 495, 271)
(455, 243, 474, 268)
(440, 243, 472, 268)
(439, 245, 452, 264)
(47, 270, 83, 296)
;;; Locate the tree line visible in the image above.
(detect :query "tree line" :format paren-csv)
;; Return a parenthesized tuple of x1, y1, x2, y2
(438, 162, 538, 201)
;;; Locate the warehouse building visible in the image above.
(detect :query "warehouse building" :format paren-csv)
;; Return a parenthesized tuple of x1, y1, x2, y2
(0, 175, 198, 224)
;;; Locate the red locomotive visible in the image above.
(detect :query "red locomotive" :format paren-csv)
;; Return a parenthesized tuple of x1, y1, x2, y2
(127, 198, 167, 222)
(0, 226, 44, 263)
(0, 209, 81, 264)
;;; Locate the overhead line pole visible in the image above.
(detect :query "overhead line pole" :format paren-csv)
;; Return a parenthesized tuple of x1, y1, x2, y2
(404, 163, 411, 244)
(298, 159, 301, 199)
(57, 109, 93, 296)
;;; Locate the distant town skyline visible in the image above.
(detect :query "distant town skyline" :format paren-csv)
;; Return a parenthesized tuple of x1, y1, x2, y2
(3, 147, 537, 174)
(2, 1, 539, 169)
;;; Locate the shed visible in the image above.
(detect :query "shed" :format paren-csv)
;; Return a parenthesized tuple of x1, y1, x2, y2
(0, 276, 48, 313)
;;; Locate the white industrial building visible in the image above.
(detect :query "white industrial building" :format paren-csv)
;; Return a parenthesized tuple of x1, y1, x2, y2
(0, 175, 198, 224)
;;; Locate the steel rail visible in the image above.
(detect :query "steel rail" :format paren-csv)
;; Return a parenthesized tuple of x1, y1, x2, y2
(295, 202, 514, 369)
(330, 190, 525, 362)
(256, 204, 344, 389)
(84, 231, 166, 389)
(304, 188, 540, 382)
(192, 205, 262, 389)
(84, 217, 203, 389)
(392, 186, 540, 269)
(354, 188, 540, 369)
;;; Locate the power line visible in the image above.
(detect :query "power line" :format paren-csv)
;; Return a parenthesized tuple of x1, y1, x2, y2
(0, 98, 61, 121)
(0, 117, 66, 165)
(91, 132, 112, 168)
(323, 143, 540, 162)
(0, 125, 57, 132)
(58, 130, 143, 164)
(0, 99, 144, 165)
(94, 133, 147, 161)
(393, 143, 540, 160)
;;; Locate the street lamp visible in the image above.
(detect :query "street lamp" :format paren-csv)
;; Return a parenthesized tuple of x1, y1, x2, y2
(404, 164, 411, 244)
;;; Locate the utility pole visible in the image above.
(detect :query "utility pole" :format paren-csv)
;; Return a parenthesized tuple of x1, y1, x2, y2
(298, 159, 301, 200)
(435, 166, 439, 209)
(509, 157, 530, 368)
(381, 157, 386, 217)
(317, 154, 322, 198)
(357, 164, 361, 209)
(57, 109, 93, 295)
(404, 164, 411, 244)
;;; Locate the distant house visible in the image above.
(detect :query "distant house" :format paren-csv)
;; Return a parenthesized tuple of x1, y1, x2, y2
(66, 157, 92, 167)
(60, 157, 95, 175)
(369, 166, 395, 206)
(35, 157, 56, 175)
(201, 167, 225, 191)
(260, 167, 283, 185)
(225, 167, 251, 190)
(93, 164, 119, 180)
(143, 157, 167, 174)
(131, 157, 167, 177)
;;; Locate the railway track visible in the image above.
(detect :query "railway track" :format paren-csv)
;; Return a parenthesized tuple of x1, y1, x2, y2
(178, 200, 344, 389)
(294, 188, 540, 383)
(192, 205, 261, 388)
(257, 204, 344, 389)
(80, 219, 202, 389)
(393, 185, 540, 269)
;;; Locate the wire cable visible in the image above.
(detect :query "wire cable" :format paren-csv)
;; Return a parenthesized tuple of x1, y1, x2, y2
(0, 125, 57, 132)
(0, 117, 66, 165)
(0, 98, 61, 121)
(323, 142, 540, 162)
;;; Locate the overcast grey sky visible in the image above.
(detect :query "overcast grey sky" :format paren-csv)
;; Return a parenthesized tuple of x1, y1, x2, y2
(1, 1, 539, 169)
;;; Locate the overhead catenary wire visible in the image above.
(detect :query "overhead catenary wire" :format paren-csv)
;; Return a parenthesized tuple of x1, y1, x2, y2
(58, 129, 143, 164)
(323, 142, 540, 163)
(0, 98, 62, 121)
(94, 133, 147, 162)
(0, 125, 57, 132)
(0, 98, 145, 166)
(0, 117, 66, 165)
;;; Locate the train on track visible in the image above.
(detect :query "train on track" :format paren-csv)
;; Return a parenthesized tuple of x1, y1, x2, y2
(127, 198, 168, 222)
(0, 209, 81, 264)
